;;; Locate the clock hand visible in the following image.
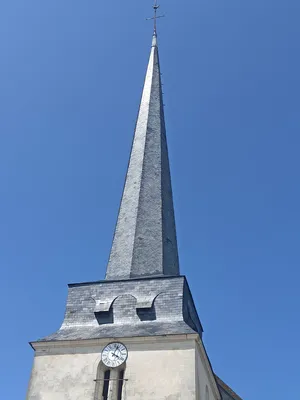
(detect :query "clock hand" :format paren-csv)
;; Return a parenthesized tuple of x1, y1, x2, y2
(113, 344, 121, 356)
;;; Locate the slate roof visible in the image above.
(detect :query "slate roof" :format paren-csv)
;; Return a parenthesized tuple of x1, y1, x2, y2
(105, 32, 179, 281)
(38, 321, 196, 342)
(216, 375, 243, 400)
(33, 33, 202, 345)
(36, 276, 203, 343)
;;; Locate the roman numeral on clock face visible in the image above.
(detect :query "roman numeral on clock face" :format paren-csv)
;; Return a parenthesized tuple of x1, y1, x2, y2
(101, 342, 128, 368)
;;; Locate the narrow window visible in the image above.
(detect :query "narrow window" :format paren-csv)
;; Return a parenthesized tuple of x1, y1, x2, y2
(102, 370, 111, 400)
(205, 385, 210, 400)
(117, 370, 125, 400)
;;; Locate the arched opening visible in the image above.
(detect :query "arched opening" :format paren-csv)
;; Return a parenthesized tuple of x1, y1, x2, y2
(94, 362, 126, 400)
(94, 363, 111, 400)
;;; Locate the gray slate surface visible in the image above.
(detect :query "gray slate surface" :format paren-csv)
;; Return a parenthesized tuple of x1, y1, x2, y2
(37, 276, 203, 342)
(105, 33, 179, 281)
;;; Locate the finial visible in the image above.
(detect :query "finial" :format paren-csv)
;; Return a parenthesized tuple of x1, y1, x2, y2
(152, 33, 157, 47)
(146, 0, 165, 35)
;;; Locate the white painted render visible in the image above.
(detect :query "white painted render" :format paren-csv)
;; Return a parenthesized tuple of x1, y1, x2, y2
(27, 335, 220, 400)
(195, 341, 219, 400)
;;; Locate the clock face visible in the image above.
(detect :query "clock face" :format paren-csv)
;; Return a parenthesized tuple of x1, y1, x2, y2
(101, 342, 128, 368)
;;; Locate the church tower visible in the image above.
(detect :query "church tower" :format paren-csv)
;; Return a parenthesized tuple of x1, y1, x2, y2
(26, 5, 242, 400)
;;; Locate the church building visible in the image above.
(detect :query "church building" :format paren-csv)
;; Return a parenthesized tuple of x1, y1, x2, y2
(26, 6, 243, 400)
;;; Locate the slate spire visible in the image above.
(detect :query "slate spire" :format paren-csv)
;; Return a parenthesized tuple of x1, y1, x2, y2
(105, 31, 179, 280)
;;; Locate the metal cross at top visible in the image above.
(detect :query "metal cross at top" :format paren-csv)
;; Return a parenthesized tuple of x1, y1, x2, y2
(146, 0, 165, 34)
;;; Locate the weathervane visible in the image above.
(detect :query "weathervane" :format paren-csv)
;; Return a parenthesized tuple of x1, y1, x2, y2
(146, 0, 165, 34)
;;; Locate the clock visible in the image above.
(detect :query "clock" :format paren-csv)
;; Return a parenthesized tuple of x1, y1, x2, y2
(101, 342, 128, 368)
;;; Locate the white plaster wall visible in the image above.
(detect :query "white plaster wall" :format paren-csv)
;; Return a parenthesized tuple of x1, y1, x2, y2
(27, 351, 100, 400)
(27, 337, 197, 400)
(124, 341, 196, 399)
(195, 344, 218, 400)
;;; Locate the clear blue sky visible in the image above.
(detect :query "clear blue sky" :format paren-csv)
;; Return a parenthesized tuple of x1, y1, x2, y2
(1, 0, 299, 398)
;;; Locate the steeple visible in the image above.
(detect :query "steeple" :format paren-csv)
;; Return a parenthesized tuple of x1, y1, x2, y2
(27, 7, 243, 400)
(105, 31, 179, 280)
